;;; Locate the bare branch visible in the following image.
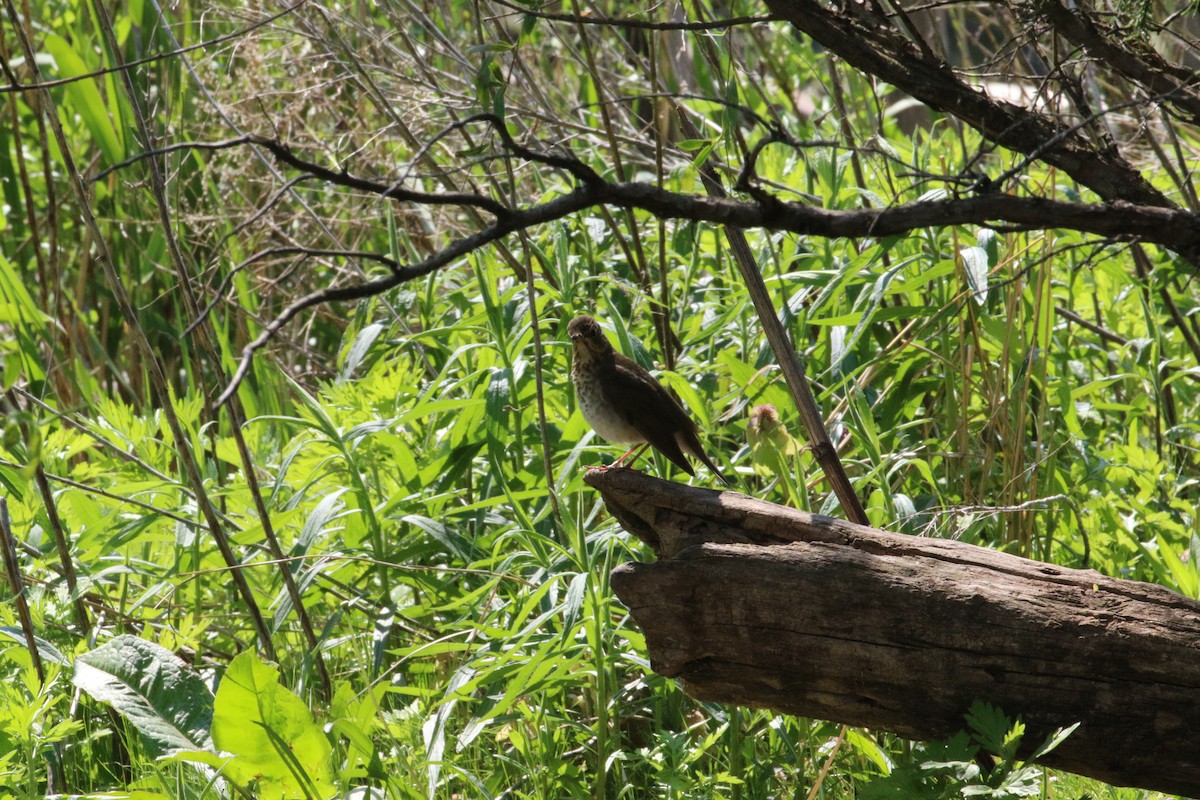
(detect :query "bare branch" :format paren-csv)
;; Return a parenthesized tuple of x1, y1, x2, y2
(1034, 0, 1200, 125)
(763, 0, 1172, 208)
(487, 0, 778, 31)
(209, 127, 1200, 405)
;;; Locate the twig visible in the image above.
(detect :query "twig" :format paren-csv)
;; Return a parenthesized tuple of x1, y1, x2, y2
(186, 247, 404, 337)
(487, 0, 778, 31)
(0, 498, 44, 684)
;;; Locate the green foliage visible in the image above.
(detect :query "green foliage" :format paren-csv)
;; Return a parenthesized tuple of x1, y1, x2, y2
(863, 702, 1078, 800)
(74, 636, 339, 799)
(1, 0, 1197, 798)
(73, 636, 213, 755)
(0, 647, 81, 798)
(210, 652, 335, 799)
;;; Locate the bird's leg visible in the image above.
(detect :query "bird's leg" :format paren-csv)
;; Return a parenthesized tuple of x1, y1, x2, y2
(613, 442, 650, 469)
(584, 442, 650, 474)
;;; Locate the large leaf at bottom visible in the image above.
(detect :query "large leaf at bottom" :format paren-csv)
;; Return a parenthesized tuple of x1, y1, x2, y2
(212, 651, 334, 800)
(73, 635, 214, 755)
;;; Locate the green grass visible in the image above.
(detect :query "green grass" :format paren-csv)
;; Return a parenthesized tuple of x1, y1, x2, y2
(0, 0, 1197, 797)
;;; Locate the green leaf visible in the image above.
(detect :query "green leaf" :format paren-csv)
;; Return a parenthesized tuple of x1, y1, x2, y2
(403, 513, 472, 560)
(520, 13, 538, 41)
(0, 251, 50, 384)
(0, 253, 49, 327)
(1027, 721, 1080, 761)
(1155, 534, 1198, 598)
(964, 700, 1018, 757)
(844, 728, 893, 774)
(493, 81, 507, 121)
(340, 322, 385, 379)
(73, 635, 214, 756)
(561, 571, 588, 634)
(484, 366, 513, 443)
(0, 627, 67, 665)
(679, 137, 717, 168)
(961, 245, 989, 305)
(43, 35, 125, 164)
(723, 81, 740, 133)
(212, 651, 335, 800)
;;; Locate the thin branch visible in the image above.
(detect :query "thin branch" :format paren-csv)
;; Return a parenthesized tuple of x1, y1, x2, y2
(92, 136, 254, 182)
(186, 247, 403, 337)
(487, 0, 778, 31)
(100, 117, 604, 216)
(101, 134, 514, 216)
(209, 137, 1200, 405)
(763, 0, 1171, 208)
(1054, 304, 1127, 346)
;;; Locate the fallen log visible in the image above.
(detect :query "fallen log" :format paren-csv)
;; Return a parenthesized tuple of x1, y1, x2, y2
(586, 469, 1200, 796)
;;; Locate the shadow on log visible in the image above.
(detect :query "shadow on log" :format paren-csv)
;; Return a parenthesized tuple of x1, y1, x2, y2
(585, 469, 1200, 797)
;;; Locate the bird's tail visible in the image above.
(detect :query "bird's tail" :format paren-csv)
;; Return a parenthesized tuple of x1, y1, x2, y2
(687, 441, 732, 486)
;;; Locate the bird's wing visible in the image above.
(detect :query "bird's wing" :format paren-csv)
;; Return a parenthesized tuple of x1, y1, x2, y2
(601, 356, 696, 475)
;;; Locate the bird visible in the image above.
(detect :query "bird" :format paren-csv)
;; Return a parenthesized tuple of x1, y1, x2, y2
(567, 314, 729, 484)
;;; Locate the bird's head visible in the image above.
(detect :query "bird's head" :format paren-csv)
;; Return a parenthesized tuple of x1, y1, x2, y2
(567, 315, 613, 360)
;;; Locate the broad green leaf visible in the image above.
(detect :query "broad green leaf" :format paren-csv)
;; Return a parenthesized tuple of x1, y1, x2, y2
(212, 651, 334, 800)
(844, 728, 893, 774)
(73, 635, 214, 756)
(43, 35, 125, 164)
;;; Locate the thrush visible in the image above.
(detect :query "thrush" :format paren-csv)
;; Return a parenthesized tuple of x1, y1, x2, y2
(568, 314, 729, 484)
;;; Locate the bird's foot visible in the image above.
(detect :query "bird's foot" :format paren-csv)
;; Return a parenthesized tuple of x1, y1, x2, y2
(585, 462, 643, 476)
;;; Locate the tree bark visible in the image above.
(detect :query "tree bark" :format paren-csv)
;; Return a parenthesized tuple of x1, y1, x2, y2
(586, 469, 1200, 796)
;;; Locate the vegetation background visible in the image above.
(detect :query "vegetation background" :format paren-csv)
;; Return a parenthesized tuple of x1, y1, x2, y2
(0, 0, 1196, 797)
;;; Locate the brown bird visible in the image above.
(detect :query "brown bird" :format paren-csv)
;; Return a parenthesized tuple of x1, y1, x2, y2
(568, 314, 728, 484)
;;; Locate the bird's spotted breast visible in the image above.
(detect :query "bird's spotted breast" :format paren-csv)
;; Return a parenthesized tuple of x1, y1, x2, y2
(573, 362, 643, 444)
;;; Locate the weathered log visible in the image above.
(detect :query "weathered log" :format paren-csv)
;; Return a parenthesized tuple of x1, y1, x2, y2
(586, 469, 1200, 796)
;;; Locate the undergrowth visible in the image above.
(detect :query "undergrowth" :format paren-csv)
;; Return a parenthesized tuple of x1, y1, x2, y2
(0, 0, 1196, 797)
